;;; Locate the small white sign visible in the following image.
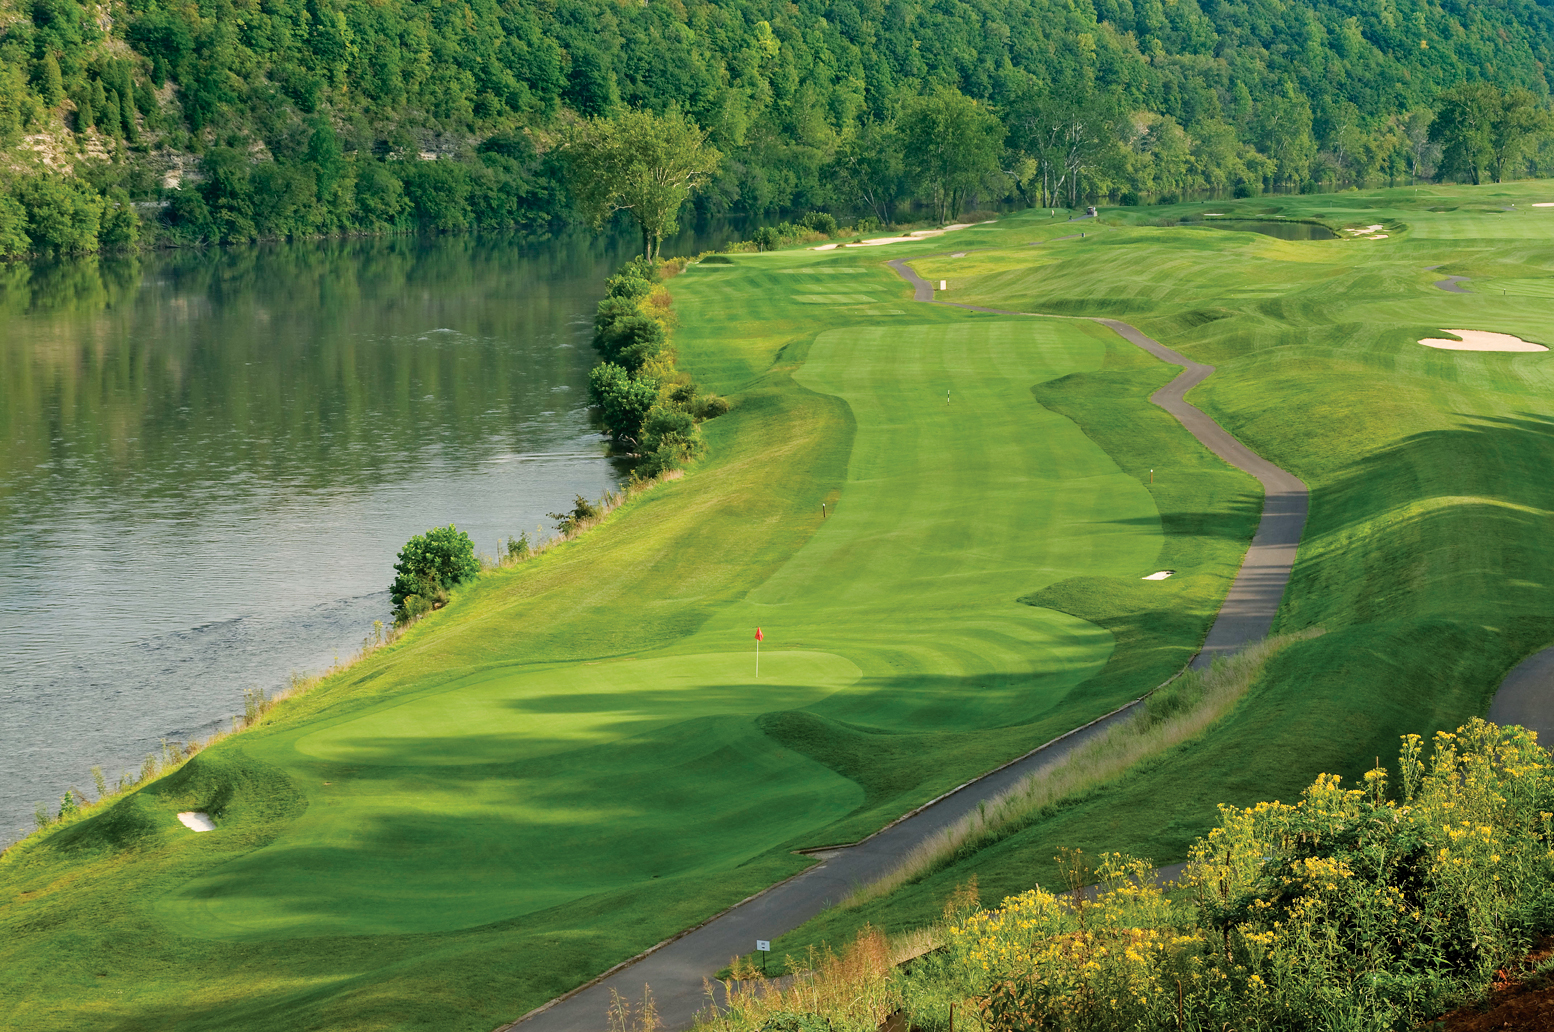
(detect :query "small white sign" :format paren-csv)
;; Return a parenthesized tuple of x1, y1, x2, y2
(756, 940, 771, 952)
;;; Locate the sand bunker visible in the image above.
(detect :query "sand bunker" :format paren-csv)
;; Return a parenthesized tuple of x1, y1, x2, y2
(1343, 224, 1387, 239)
(1419, 329, 1548, 352)
(177, 811, 216, 832)
(811, 224, 974, 250)
(1533, 203, 1554, 207)
(1142, 570, 1175, 581)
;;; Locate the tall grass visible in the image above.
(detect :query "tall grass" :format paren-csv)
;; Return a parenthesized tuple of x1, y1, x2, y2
(844, 629, 1323, 906)
(697, 926, 915, 1032)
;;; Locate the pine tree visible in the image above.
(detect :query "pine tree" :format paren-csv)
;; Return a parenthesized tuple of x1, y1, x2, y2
(37, 54, 64, 107)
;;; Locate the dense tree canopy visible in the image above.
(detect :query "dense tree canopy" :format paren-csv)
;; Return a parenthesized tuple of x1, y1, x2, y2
(1, 0, 1554, 256)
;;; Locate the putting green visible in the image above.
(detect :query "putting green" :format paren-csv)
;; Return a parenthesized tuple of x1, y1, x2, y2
(293, 651, 863, 766)
(153, 316, 1162, 940)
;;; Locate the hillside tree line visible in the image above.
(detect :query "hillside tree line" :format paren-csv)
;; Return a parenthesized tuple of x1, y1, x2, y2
(1, 0, 1554, 256)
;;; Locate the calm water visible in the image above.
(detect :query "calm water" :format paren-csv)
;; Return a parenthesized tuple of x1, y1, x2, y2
(1204, 219, 1338, 240)
(0, 224, 727, 843)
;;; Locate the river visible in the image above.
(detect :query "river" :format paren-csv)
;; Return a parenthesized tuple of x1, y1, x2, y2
(0, 222, 733, 844)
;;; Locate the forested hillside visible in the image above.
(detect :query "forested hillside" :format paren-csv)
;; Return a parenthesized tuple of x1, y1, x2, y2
(1, 0, 1552, 254)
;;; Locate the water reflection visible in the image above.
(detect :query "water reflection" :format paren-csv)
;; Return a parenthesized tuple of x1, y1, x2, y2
(1201, 219, 1338, 241)
(0, 225, 718, 843)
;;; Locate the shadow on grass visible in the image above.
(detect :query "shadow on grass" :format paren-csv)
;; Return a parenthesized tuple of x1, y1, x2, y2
(1284, 410, 1554, 634)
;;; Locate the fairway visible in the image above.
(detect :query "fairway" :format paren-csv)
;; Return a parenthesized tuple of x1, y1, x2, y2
(152, 315, 1162, 940)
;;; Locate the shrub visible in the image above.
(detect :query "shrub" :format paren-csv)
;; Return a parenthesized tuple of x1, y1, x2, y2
(751, 225, 780, 251)
(911, 719, 1554, 1032)
(1118, 189, 1141, 205)
(549, 494, 601, 536)
(597, 314, 665, 370)
(800, 210, 838, 235)
(605, 272, 653, 301)
(589, 362, 659, 442)
(390, 525, 479, 623)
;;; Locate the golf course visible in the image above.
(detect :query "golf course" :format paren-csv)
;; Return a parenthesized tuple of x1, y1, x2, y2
(5, 184, 1554, 1031)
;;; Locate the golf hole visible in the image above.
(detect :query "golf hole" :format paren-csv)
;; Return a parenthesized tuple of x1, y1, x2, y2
(1419, 329, 1548, 353)
(1142, 570, 1175, 581)
(177, 812, 216, 833)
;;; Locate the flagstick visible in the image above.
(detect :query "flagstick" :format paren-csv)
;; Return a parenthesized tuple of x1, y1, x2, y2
(756, 637, 760, 679)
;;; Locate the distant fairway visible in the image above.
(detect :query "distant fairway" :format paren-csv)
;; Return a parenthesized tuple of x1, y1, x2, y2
(152, 314, 1162, 941)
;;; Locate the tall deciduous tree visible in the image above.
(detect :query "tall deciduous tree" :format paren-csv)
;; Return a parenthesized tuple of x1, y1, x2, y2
(562, 109, 721, 260)
(830, 118, 907, 225)
(1004, 80, 1124, 208)
(899, 86, 1003, 222)
(1431, 83, 1497, 185)
(1487, 87, 1550, 183)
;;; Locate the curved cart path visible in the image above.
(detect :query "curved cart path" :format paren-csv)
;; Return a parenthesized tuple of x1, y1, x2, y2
(886, 257, 1309, 668)
(1490, 651, 1554, 745)
(507, 242, 1308, 1032)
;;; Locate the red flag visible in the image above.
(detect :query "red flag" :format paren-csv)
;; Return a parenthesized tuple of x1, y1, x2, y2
(755, 627, 764, 641)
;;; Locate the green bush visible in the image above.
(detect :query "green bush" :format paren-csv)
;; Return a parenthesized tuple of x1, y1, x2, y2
(588, 362, 659, 443)
(593, 295, 640, 336)
(548, 495, 601, 535)
(390, 525, 480, 623)
(605, 272, 654, 301)
(597, 314, 665, 371)
(800, 211, 838, 235)
(751, 225, 780, 251)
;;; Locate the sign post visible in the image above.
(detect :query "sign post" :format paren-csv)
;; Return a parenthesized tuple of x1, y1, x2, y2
(756, 940, 771, 976)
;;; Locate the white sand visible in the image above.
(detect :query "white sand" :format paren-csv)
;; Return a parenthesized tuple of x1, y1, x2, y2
(177, 811, 217, 832)
(1202, 213, 1224, 217)
(1419, 329, 1548, 352)
(810, 224, 975, 250)
(1142, 570, 1175, 581)
(1533, 203, 1554, 207)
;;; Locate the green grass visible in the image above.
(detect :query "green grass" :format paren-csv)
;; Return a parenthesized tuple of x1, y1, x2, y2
(758, 182, 1554, 966)
(0, 228, 1252, 1030)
